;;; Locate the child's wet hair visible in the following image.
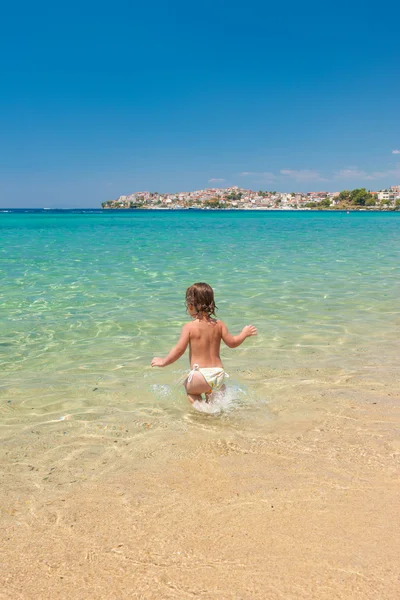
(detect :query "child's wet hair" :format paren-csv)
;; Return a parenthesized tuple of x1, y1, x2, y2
(186, 282, 217, 317)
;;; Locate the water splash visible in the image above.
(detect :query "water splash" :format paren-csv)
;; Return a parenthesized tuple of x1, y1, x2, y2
(192, 385, 247, 415)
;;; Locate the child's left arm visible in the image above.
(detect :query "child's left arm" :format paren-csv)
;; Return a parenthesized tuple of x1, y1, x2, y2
(151, 324, 190, 367)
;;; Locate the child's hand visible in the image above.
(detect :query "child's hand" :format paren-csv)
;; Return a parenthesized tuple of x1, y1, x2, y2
(242, 325, 257, 338)
(151, 357, 164, 367)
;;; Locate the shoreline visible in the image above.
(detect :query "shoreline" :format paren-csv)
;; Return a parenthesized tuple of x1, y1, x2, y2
(1, 360, 399, 599)
(101, 206, 399, 212)
(2, 207, 399, 213)
(102, 185, 400, 212)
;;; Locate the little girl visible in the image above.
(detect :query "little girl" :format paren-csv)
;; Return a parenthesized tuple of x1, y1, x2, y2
(151, 282, 257, 404)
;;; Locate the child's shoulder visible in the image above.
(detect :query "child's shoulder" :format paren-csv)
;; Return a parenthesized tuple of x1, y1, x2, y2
(185, 317, 222, 328)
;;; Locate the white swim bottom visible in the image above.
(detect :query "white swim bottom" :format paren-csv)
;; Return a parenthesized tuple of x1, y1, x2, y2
(186, 364, 228, 392)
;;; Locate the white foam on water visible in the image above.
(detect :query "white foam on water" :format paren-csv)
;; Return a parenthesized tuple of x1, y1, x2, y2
(192, 385, 246, 415)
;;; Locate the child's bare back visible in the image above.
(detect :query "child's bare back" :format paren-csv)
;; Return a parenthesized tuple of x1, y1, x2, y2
(151, 282, 257, 404)
(187, 317, 223, 369)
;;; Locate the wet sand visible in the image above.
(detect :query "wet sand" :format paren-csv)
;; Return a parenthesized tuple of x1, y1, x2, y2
(1, 364, 400, 599)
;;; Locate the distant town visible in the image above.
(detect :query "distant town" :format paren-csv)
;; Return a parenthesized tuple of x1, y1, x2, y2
(102, 185, 400, 211)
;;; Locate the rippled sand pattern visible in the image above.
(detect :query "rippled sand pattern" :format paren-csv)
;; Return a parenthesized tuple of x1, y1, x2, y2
(1, 211, 399, 598)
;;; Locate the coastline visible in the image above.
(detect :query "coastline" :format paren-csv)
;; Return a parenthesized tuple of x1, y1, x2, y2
(101, 206, 399, 211)
(2, 207, 399, 213)
(102, 185, 400, 212)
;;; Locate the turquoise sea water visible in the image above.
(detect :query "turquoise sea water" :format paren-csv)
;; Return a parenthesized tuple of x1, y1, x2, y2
(1, 210, 399, 435)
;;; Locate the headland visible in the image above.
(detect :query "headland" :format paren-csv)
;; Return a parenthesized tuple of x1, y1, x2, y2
(102, 185, 400, 211)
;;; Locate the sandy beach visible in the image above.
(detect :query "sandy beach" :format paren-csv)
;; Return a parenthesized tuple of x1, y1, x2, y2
(2, 361, 399, 600)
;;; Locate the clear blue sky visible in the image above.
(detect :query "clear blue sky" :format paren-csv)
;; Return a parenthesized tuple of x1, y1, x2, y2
(1, 0, 399, 207)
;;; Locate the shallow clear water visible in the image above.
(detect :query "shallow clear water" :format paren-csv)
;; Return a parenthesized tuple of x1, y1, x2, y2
(1, 210, 399, 437)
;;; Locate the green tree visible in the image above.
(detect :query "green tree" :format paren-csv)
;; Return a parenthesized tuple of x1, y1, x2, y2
(319, 197, 331, 207)
(205, 197, 225, 208)
(349, 188, 374, 206)
(338, 190, 350, 202)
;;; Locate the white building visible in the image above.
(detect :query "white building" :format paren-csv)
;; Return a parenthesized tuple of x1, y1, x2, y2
(378, 191, 396, 201)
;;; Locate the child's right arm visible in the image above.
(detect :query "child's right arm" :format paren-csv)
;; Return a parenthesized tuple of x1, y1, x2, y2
(220, 321, 257, 348)
(151, 323, 191, 367)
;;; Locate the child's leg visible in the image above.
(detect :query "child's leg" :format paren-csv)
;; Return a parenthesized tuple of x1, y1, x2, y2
(186, 393, 203, 404)
(205, 383, 226, 403)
